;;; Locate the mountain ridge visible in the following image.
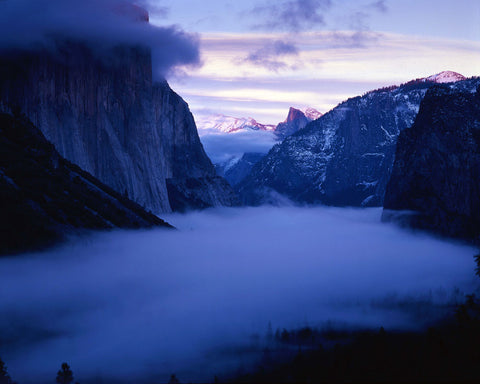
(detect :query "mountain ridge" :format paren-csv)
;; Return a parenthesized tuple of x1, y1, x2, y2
(237, 73, 479, 207)
(197, 107, 322, 136)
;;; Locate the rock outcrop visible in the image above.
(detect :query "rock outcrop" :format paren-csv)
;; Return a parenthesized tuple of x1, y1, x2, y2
(0, 112, 172, 256)
(0, 43, 238, 213)
(237, 75, 480, 207)
(382, 85, 480, 241)
(274, 107, 315, 139)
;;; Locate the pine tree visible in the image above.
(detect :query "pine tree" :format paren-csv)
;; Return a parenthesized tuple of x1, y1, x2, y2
(0, 357, 12, 384)
(168, 374, 180, 384)
(56, 363, 74, 384)
(474, 253, 480, 278)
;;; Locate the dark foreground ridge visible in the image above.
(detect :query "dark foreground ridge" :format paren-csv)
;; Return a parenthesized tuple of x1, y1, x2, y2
(383, 84, 480, 242)
(0, 112, 172, 256)
(232, 308, 480, 383)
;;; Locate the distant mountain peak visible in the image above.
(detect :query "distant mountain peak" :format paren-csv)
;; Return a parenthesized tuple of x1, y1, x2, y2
(196, 114, 275, 133)
(197, 106, 322, 136)
(425, 71, 466, 84)
(284, 107, 322, 123)
(285, 107, 306, 123)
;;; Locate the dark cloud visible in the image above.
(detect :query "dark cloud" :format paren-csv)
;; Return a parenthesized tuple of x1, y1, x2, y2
(334, 2, 387, 49)
(252, 0, 332, 32)
(329, 30, 381, 48)
(370, 0, 388, 13)
(244, 40, 299, 71)
(0, 0, 200, 76)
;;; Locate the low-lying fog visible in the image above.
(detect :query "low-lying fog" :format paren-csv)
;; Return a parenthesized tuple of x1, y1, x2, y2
(0, 206, 478, 383)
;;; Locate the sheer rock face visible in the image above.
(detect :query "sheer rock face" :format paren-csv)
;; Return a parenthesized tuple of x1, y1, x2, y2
(237, 78, 480, 207)
(0, 112, 172, 256)
(382, 85, 480, 241)
(274, 107, 311, 139)
(0, 44, 238, 213)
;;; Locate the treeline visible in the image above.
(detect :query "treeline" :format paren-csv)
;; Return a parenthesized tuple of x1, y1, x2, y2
(0, 361, 77, 384)
(231, 252, 480, 383)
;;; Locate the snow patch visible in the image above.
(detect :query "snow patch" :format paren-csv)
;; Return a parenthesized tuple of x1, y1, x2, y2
(426, 71, 466, 84)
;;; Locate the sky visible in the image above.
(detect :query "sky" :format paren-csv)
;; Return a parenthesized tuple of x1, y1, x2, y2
(145, 0, 480, 124)
(1, 0, 478, 125)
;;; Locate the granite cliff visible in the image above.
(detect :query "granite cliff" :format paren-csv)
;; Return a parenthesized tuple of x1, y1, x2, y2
(0, 43, 238, 213)
(382, 85, 480, 241)
(274, 107, 316, 139)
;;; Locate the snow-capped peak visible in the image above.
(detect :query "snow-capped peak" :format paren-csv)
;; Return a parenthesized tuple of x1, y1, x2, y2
(196, 114, 275, 133)
(425, 71, 466, 84)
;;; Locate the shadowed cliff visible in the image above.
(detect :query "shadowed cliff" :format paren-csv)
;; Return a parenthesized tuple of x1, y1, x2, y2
(0, 111, 172, 256)
(383, 84, 480, 241)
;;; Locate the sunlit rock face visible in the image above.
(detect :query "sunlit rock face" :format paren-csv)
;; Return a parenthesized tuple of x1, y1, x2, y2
(383, 84, 480, 241)
(237, 76, 479, 207)
(274, 107, 316, 139)
(0, 43, 238, 212)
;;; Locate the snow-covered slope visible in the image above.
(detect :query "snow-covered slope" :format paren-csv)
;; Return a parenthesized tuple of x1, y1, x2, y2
(303, 107, 322, 121)
(196, 114, 275, 133)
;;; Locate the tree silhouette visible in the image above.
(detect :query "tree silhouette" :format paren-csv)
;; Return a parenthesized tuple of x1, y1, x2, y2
(56, 363, 74, 384)
(0, 357, 12, 384)
(168, 374, 180, 383)
(474, 253, 480, 278)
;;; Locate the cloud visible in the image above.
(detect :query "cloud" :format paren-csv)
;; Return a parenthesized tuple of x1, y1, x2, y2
(0, 0, 200, 76)
(0, 207, 476, 382)
(243, 40, 300, 71)
(329, 30, 381, 48)
(370, 0, 388, 13)
(252, 0, 333, 32)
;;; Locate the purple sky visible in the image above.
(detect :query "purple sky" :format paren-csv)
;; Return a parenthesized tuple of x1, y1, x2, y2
(1, 0, 479, 124)
(150, 0, 480, 124)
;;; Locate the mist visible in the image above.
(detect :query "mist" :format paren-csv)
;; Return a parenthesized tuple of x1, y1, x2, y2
(0, 206, 477, 383)
(199, 129, 278, 164)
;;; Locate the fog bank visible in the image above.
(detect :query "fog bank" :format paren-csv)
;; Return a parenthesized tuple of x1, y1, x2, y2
(198, 129, 278, 164)
(0, 206, 477, 383)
